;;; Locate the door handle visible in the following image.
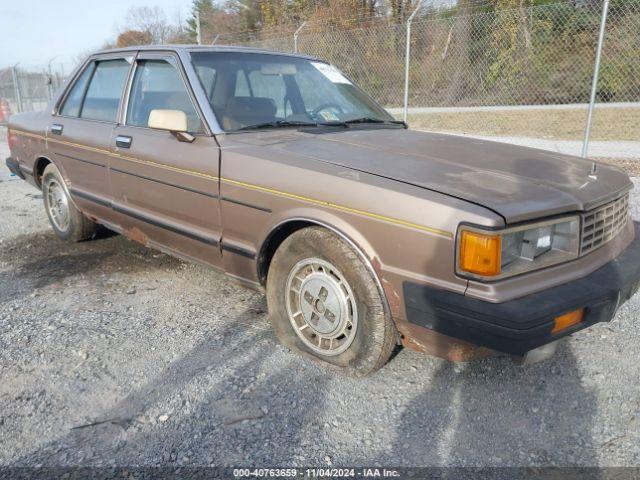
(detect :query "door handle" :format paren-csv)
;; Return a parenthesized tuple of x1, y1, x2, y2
(116, 135, 132, 148)
(50, 124, 63, 135)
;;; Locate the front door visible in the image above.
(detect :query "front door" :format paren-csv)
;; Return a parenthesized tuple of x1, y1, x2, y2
(109, 53, 222, 267)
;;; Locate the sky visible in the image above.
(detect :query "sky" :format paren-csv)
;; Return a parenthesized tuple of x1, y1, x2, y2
(0, 0, 193, 71)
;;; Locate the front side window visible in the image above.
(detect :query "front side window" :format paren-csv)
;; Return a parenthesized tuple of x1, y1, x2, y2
(191, 52, 394, 131)
(60, 63, 94, 117)
(80, 59, 131, 122)
(195, 65, 217, 101)
(127, 59, 203, 133)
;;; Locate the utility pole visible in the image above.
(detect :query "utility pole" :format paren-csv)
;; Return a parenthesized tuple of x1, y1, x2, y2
(196, 10, 202, 45)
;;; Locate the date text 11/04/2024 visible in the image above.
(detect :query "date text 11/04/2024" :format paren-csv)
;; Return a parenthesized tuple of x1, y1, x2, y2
(233, 468, 401, 477)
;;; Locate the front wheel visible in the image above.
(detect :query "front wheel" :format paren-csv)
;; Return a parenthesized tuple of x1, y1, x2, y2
(266, 227, 397, 376)
(42, 163, 98, 242)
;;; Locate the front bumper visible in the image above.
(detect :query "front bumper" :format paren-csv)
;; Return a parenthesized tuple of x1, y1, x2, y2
(404, 221, 640, 356)
(5, 157, 24, 179)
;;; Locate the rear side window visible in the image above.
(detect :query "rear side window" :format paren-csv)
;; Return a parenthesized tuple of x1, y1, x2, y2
(60, 64, 94, 117)
(126, 59, 203, 133)
(80, 59, 130, 122)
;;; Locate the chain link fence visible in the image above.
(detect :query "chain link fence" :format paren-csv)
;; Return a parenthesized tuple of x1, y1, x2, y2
(217, 0, 640, 160)
(1, 1, 638, 161)
(0, 63, 69, 122)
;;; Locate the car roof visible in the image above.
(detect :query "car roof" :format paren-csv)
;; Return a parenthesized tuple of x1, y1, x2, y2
(94, 44, 322, 62)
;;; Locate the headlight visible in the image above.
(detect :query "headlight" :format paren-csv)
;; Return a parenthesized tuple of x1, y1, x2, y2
(457, 216, 581, 280)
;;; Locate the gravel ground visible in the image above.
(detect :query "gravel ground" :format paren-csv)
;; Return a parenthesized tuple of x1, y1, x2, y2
(1, 132, 639, 469)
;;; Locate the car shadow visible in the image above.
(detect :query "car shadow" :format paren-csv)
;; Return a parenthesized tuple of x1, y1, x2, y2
(12, 295, 332, 467)
(0, 231, 181, 304)
(385, 341, 600, 470)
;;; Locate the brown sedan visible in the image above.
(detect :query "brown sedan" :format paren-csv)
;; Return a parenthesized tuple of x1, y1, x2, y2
(6, 46, 640, 375)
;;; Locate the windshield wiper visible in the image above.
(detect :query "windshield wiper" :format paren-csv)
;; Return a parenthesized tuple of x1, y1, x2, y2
(237, 120, 317, 131)
(343, 117, 407, 127)
(313, 118, 390, 128)
(316, 120, 349, 127)
(344, 117, 385, 124)
(236, 118, 406, 132)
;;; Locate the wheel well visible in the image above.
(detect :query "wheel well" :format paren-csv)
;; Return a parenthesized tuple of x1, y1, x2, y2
(257, 220, 394, 333)
(34, 157, 52, 188)
(257, 220, 316, 285)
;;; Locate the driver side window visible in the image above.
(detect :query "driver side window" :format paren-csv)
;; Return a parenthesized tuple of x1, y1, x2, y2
(127, 59, 204, 133)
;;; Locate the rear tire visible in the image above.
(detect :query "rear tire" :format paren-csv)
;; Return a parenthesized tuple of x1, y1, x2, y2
(266, 227, 396, 376)
(42, 163, 98, 242)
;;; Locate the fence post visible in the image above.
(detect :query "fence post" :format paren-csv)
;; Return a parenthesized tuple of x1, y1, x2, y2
(294, 22, 307, 53)
(11, 65, 23, 113)
(403, 1, 423, 124)
(47, 57, 57, 101)
(581, 0, 610, 159)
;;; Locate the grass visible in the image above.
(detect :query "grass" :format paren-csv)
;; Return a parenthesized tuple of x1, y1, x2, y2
(596, 158, 640, 177)
(405, 107, 640, 142)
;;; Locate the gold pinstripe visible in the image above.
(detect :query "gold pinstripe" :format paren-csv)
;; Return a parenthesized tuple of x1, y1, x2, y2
(222, 177, 452, 237)
(11, 128, 453, 237)
(9, 130, 44, 141)
(111, 152, 218, 180)
(12, 129, 219, 180)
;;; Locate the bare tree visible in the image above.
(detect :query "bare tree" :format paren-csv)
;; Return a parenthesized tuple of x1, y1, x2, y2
(120, 6, 182, 44)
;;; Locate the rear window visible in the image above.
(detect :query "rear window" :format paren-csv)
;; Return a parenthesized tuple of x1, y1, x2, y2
(80, 59, 130, 122)
(60, 64, 94, 117)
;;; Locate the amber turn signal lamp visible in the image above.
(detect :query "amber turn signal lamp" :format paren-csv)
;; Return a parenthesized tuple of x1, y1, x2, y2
(552, 308, 585, 334)
(459, 230, 502, 276)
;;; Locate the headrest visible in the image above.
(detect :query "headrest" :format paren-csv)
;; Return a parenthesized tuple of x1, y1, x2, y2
(225, 96, 277, 117)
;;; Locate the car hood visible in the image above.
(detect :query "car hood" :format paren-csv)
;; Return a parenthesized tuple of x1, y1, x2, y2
(229, 128, 633, 224)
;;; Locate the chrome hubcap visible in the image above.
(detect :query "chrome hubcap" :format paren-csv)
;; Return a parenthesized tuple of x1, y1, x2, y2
(46, 178, 70, 231)
(285, 258, 358, 356)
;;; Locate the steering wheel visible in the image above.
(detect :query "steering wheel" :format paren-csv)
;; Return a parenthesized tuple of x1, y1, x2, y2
(311, 103, 345, 121)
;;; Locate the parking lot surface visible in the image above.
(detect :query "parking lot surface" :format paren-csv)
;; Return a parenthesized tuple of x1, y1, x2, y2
(1, 132, 639, 468)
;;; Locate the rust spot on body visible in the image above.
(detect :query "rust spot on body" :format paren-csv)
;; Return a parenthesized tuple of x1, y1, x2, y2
(396, 319, 496, 362)
(126, 227, 148, 246)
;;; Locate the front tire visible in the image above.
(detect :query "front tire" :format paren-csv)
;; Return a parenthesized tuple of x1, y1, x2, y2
(266, 227, 396, 376)
(42, 163, 97, 242)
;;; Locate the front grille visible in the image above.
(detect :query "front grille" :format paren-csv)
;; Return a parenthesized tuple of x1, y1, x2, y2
(581, 194, 629, 255)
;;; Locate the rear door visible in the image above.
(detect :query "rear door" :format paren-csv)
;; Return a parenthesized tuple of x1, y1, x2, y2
(109, 52, 222, 267)
(49, 54, 133, 218)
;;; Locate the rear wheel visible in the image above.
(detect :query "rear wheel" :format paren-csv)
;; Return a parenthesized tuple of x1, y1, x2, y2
(267, 227, 396, 376)
(42, 164, 98, 242)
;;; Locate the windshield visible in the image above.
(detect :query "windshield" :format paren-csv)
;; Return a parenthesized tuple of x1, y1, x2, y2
(190, 51, 395, 132)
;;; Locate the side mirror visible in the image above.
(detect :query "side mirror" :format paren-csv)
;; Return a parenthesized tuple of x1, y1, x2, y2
(148, 109, 195, 143)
